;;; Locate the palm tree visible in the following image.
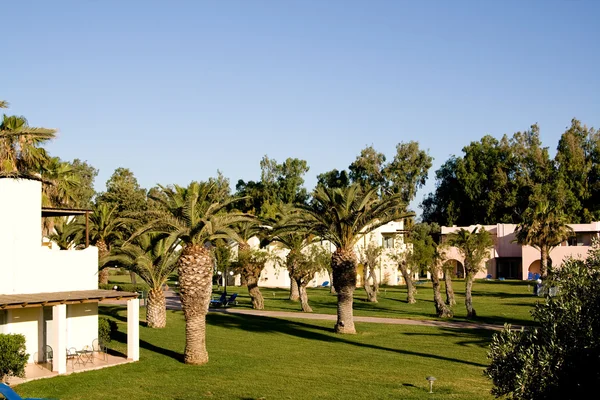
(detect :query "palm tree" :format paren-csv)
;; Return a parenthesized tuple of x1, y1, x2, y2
(47, 217, 83, 250)
(41, 157, 82, 236)
(102, 234, 179, 328)
(86, 203, 128, 284)
(289, 184, 410, 333)
(514, 201, 573, 278)
(447, 227, 493, 318)
(134, 181, 249, 364)
(0, 114, 56, 176)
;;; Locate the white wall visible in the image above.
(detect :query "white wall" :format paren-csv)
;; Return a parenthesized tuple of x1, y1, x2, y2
(0, 179, 42, 251)
(6, 308, 42, 363)
(66, 303, 98, 350)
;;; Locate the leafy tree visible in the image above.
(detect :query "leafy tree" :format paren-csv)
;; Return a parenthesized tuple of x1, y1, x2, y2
(316, 168, 350, 189)
(292, 244, 330, 312)
(389, 238, 417, 304)
(348, 145, 387, 192)
(68, 159, 98, 208)
(447, 227, 493, 318)
(514, 200, 573, 278)
(97, 167, 147, 215)
(0, 112, 56, 176)
(288, 184, 410, 333)
(133, 181, 249, 365)
(486, 246, 600, 399)
(357, 237, 382, 303)
(102, 234, 179, 328)
(407, 223, 452, 317)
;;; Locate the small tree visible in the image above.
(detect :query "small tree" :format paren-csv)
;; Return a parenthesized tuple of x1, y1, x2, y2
(231, 245, 271, 310)
(0, 333, 28, 383)
(486, 243, 600, 399)
(358, 236, 382, 303)
(388, 236, 417, 304)
(447, 227, 493, 318)
(291, 244, 330, 312)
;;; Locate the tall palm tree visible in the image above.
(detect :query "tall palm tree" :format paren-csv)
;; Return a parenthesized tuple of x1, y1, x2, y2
(47, 217, 83, 250)
(289, 184, 410, 333)
(101, 234, 180, 328)
(41, 157, 82, 237)
(86, 203, 128, 284)
(447, 227, 493, 318)
(0, 114, 56, 176)
(134, 181, 249, 364)
(514, 201, 573, 278)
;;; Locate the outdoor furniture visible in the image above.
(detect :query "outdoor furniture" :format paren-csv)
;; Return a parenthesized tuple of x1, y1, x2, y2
(77, 345, 94, 365)
(527, 272, 534, 280)
(210, 292, 227, 307)
(0, 382, 49, 400)
(45, 345, 53, 371)
(321, 281, 329, 287)
(66, 347, 78, 368)
(92, 338, 107, 361)
(225, 293, 238, 306)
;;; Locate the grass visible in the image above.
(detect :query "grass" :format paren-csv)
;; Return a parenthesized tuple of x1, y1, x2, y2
(219, 279, 539, 326)
(16, 307, 497, 400)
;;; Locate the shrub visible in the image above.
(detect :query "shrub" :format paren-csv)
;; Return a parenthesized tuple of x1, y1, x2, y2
(99, 283, 149, 292)
(98, 317, 118, 344)
(0, 333, 28, 382)
(486, 246, 600, 399)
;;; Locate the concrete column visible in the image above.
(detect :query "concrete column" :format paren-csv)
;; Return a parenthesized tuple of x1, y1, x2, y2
(127, 299, 139, 361)
(52, 304, 67, 374)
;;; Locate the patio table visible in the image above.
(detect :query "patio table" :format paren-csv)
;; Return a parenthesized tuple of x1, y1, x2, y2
(76, 348, 94, 366)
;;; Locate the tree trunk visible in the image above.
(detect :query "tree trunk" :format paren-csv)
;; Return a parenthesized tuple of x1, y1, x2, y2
(465, 274, 476, 318)
(332, 248, 357, 334)
(540, 246, 548, 278)
(130, 271, 137, 286)
(399, 261, 416, 304)
(289, 272, 300, 301)
(146, 287, 167, 328)
(178, 244, 212, 365)
(97, 239, 109, 285)
(363, 265, 378, 303)
(328, 269, 336, 294)
(444, 270, 456, 306)
(298, 280, 313, 312)
(431, 266, 452, 318)
(246, 275, 264, 310)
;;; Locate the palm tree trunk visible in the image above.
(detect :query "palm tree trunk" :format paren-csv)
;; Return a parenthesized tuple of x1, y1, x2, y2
(444, 270, 456, 306)
(178, 244, 212, 365)
(431, 265, 452, 318)
(97, 239, 109, 285)
(298, 280, 313, 312)
(289, 271, 300, 301)
(399, 261, 416, 304)
(332, 248, 357, 334)
(146, 287, 167, 328)
(540, 246, 548, 278)
(246, 274, 264, 310)
(465, 273, 476, 318)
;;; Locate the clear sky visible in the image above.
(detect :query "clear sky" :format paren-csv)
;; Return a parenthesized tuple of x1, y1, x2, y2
(3, 0, 599, 212)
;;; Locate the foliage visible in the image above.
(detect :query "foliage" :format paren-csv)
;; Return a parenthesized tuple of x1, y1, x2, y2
(405, 222, 440, 275)
(486, 246, 600, 399)
(99, 283, 149, 292)
(96, 167, 148, 215)
(316, 168, 350, 189)
(98, 317, 118, 344)
(68, 158, 98, 208)
(447, 227, 494, 276)
(0, 333, 28, 382)
(47, 217, 83, 249)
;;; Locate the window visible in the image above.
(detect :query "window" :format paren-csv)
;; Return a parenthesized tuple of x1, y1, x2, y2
(382, 235, 394, 249)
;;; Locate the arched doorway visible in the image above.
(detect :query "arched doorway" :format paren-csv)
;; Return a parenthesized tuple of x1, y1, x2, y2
(443, 259, 465, 278)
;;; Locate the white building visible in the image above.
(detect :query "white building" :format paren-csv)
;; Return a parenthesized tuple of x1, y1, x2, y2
(242, 220, 412, 288)
(0, 178, 139, 379)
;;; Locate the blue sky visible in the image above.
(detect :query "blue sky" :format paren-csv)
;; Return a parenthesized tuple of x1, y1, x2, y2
(3, 0, 599, 212)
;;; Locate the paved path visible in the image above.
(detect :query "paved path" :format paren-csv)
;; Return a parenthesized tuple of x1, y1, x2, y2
(164, 288, 506, 331)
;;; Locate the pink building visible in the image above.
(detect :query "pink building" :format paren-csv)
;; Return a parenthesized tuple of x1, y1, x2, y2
(441, 223, 600, 280)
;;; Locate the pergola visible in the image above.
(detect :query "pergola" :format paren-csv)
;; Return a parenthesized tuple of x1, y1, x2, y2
(41, 207, 92, 247)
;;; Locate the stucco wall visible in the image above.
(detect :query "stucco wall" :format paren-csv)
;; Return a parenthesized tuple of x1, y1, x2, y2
(6, 308, 42, 363)
(0, 179, 42, 251)
(66, 303, 98, 350)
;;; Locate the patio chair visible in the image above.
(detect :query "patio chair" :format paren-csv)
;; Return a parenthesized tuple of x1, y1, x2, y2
(210, 292, 227, 307)
(321, 281, 329, 287)
(45, 345, 53, 371)
(224, 293, 238, 307)
(527, 272, 534, 280)
(0, 382, 50, 400)
(66, 347, 78, 368)
(92, 338, 108, 361)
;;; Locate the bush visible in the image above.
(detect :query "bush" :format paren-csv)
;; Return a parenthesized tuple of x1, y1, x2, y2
(99, 283, 149, 292)
(486, 246, 600, 399)
(98, 317, 118, 344)
(0, 333, 28, 381)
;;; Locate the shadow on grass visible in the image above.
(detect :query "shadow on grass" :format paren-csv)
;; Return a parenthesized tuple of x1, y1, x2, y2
(207, 313, 489, 368)
(401, 327, 495, 348)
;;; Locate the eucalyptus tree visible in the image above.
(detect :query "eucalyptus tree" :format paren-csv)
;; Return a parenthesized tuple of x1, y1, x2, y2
(514, 201, 573, 278)
(133, 181, 249, 364)
(447, 227, 494, 318)
(289, 184, 410, 333)
(357, 237, 382, 303)
(102, 234, 180, 328)
(389, 242, 417, 304)
(292, 244, 330, 312)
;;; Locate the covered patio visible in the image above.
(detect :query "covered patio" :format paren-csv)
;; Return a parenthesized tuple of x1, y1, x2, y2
(0, 289, 139, 381)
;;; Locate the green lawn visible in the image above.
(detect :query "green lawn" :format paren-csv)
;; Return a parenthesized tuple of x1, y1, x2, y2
(220, 279, 539, 326)
(16, 307, 497, 400)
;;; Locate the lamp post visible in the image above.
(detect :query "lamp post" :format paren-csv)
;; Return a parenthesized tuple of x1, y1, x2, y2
(426, 376, 436, 393)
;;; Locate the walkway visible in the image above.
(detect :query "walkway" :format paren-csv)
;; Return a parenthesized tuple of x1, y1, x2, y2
(164, 288, 507, 331)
